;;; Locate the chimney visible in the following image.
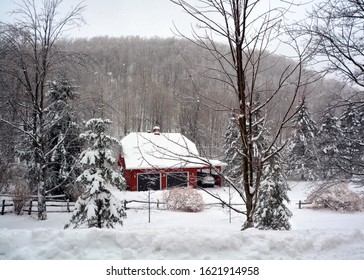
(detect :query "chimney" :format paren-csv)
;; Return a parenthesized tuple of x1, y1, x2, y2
(152, 125, 160, 135)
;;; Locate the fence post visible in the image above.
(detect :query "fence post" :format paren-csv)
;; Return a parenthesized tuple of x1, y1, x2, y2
(148, 189, 151, 223)
(299, 200, 302, 209)
(157, 199, 159, 209)
(28, 200, 32, 215)
(66, 199, 70, 212)
(1, 200, 5, 215)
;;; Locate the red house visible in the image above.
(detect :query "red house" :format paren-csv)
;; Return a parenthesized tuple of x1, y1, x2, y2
(119, 126, 225, 191)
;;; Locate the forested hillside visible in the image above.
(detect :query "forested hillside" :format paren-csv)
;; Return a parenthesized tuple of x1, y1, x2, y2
(0, 34, 357, 192)
(60, 36, 348, 155)
(0, 35, 353, 166)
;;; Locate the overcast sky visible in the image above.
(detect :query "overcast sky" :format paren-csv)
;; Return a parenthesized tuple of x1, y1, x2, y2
(0, 0, 318, 56)
(0, 0, 195, 38)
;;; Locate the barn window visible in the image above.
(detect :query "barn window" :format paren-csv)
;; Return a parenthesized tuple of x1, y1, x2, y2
(167, 172, 188, 188)
(137, 173, 161, 191)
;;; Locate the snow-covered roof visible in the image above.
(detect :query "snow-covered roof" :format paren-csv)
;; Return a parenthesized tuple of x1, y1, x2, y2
(121, 132, 224, 170)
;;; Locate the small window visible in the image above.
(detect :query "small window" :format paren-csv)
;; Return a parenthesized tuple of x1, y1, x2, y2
(137, 173, 161, 191)
(167, 172, 188, 188)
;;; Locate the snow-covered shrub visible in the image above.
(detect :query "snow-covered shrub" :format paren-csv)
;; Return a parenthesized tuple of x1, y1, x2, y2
(306, 183, 362, 212)
(163, 186, 204, 212)
(11, 184, 31, 215)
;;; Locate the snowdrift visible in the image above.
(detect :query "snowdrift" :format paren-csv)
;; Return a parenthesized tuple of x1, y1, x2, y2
(1, 181, 364, 259)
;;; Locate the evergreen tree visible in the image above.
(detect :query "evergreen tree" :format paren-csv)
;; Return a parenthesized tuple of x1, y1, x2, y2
(250, 106, 292, 230)
(15, 134, 36, 192)
(316, 112, 341, 179)
(360, 105, 364, 140)
(65, 118, 126, 229)
(44, 78, 82, 198)
(250, 102, 271, 185)
(338, 104, 363, 176)
(285, 103, 318, 180)
(223, 108, 290, 230)
(254, 152, 292, 230)
(223, 116, 243, 185)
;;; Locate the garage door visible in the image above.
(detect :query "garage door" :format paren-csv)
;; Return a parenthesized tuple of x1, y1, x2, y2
(137, 173, 161, 191)
(167, 172, 188, 188)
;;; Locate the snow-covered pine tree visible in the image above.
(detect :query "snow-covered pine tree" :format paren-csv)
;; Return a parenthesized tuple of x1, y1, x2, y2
(44, 78, 82, 198)
(15, 134, 37, 191)
(223, 105, 289, 230)
(65, 118, 126, 229)
(250, 102, 270, 187)
(249, 105, 291, 230)
(338, 104, 363, 177)
(316, 111, 341, 179)
(285, 102, 318, 180)
(254, 152, 292, 230)
(223, 115, 243, 186)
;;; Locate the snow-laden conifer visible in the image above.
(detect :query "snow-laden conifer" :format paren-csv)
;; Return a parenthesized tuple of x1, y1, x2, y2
(338, 104, 363, 177)
(223, 108, 291, 230)
(285, 103, 318, 180)
(44, 78, 82, 198)
(254, 153, 292, 230)
(316, 111, 341, 179)
(65, 118, 126, 229)
(250, 107, 292, 230)
(223, 116, 243, 186)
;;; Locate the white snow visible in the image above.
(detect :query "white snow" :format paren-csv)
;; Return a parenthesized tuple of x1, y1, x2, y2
(121, 132, 224, 170)
(0, 181, 364, 260)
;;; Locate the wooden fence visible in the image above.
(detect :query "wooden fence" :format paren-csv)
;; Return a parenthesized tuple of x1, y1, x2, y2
(2, 195, 309, 216)
(1, 195, 75, 215)
(123, 199, 245, 210)
(124, 199, 310, 210)
(296, 200, 312, 209)
(1, 195, 246, 215)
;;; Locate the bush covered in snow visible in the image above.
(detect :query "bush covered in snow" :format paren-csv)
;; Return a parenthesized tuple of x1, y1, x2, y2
(307, 183, 362, 212)
(163, 186, 204, 212)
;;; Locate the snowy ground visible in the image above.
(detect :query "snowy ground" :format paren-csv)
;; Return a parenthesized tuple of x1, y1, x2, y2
(1, 181, 364, 260)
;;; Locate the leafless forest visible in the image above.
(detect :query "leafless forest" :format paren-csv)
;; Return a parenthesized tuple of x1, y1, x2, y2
(53, 36, 348, 156)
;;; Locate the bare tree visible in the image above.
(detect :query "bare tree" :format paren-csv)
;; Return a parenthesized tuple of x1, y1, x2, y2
(0, 0, 85, 220)
(299, 0, 364, 89)
(170, 0, 317, 229)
